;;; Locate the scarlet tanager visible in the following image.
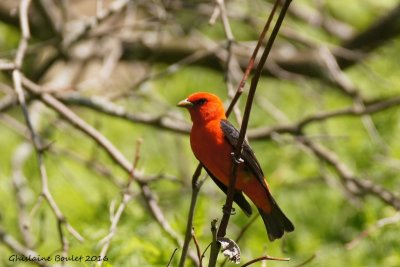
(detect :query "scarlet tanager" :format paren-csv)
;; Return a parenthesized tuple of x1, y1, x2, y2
(178, 92, 294, 241)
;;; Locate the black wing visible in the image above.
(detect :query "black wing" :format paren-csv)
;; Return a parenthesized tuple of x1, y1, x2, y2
(221, 119, 295, 240)
(220, 119, 265, 186)
(203, 166, 252, 217)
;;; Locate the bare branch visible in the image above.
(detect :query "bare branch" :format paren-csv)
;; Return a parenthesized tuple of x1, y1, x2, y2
(21, 77, 199, 265)
(225, 0, 280, 117)
(192, 228, 203, 267)
(0, 93, 18, 113)
(178, 164, 204, 267)
(217, 0, 292, 238)
(63, 0, 130, 47)
(166, 248, 178, 267)
(11, 0, 83, 260)
(291, 254, 316, 267)
(1, 1, 399, 265)
(58, 94, 190, 134)
(249, 96, 400, 140)
(286, 1, 355, 39)
(0, 226, 49, 267)
(240, 255, 290, 267)
(0, 59, 15, 70)
(98, 139, 143, 265)
(339, 4, 400, 68)
(209, 1, 292, 266)
(298, 137, 400, 210)
(345, 213, 400, 249)
(12, 143, 35, 248)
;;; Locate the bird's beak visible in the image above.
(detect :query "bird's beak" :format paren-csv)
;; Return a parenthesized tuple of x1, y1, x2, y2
(177, 98, 193, 108)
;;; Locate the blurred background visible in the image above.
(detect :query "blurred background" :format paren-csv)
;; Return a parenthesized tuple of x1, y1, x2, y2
(1, 0, 400, 266)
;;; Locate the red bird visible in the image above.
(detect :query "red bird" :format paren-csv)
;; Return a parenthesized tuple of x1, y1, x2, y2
(178, 92, 294, 241)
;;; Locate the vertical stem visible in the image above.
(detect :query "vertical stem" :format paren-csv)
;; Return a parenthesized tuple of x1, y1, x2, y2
(178, 164, 203, 267)
(208, 0, 293, 266)
(225, 0, 280, 117)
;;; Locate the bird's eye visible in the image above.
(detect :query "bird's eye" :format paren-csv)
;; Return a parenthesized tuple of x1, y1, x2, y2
(194, 98, 207, 106)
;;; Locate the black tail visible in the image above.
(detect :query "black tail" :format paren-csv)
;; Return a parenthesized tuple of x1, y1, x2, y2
(258, 196, 294, 241)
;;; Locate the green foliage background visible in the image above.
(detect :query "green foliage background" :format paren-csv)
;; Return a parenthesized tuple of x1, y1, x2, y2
(1, 0, 400, 266)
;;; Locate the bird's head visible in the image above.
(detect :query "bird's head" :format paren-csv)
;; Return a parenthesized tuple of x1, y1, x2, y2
(177, 92, 226, 124)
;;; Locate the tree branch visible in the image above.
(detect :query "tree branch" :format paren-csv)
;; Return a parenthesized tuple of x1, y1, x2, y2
(11, 0, 83, 261)
(0, 226, 49, 267)
(21, 77, 199, 265)
(298, 136, 400, 210)
(249, 96, 400, 139)
(209, 1, 292, 266)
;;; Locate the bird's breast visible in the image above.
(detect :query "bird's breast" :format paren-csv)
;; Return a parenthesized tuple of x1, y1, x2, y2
(190, 120, 233, 185)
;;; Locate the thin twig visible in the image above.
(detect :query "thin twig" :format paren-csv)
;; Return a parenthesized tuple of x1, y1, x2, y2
(215, 0, 243, 125)
(249, 96, 400, 139)
(298, 136, 400, 210)
(166, 248, 178, 267)
(218, 0, 292, 240)
(12, 0, 83, 261)
(0, 93, 18, 112)
(131, 48, 220, 94)
(318, 46, 387, 150)
(178, 164, 203, 267)
(12, 143, 35, 248)
(98, 139, 143, 265)
(19, 87, 400, 144)
(225, 0, 280, 117)
(201, 242, 213, 263)
(250, 85, 400, 217)
(63, 0, 130, 47)
(291, 254, 316, 267)
(192, 228, 204, 267)
(345, 213, 400, 249)
(21, 77, 199, 264)
(0, 59, 15, 70)
(0, 226, 49, 267)
(209, 3, 221, 25)
(209, 1, 292, 266)
(240, 255, 290, 267)
(58, 94, 190, 134)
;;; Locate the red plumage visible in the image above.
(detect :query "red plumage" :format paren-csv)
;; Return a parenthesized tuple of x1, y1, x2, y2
(178, 92, 294, 241)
